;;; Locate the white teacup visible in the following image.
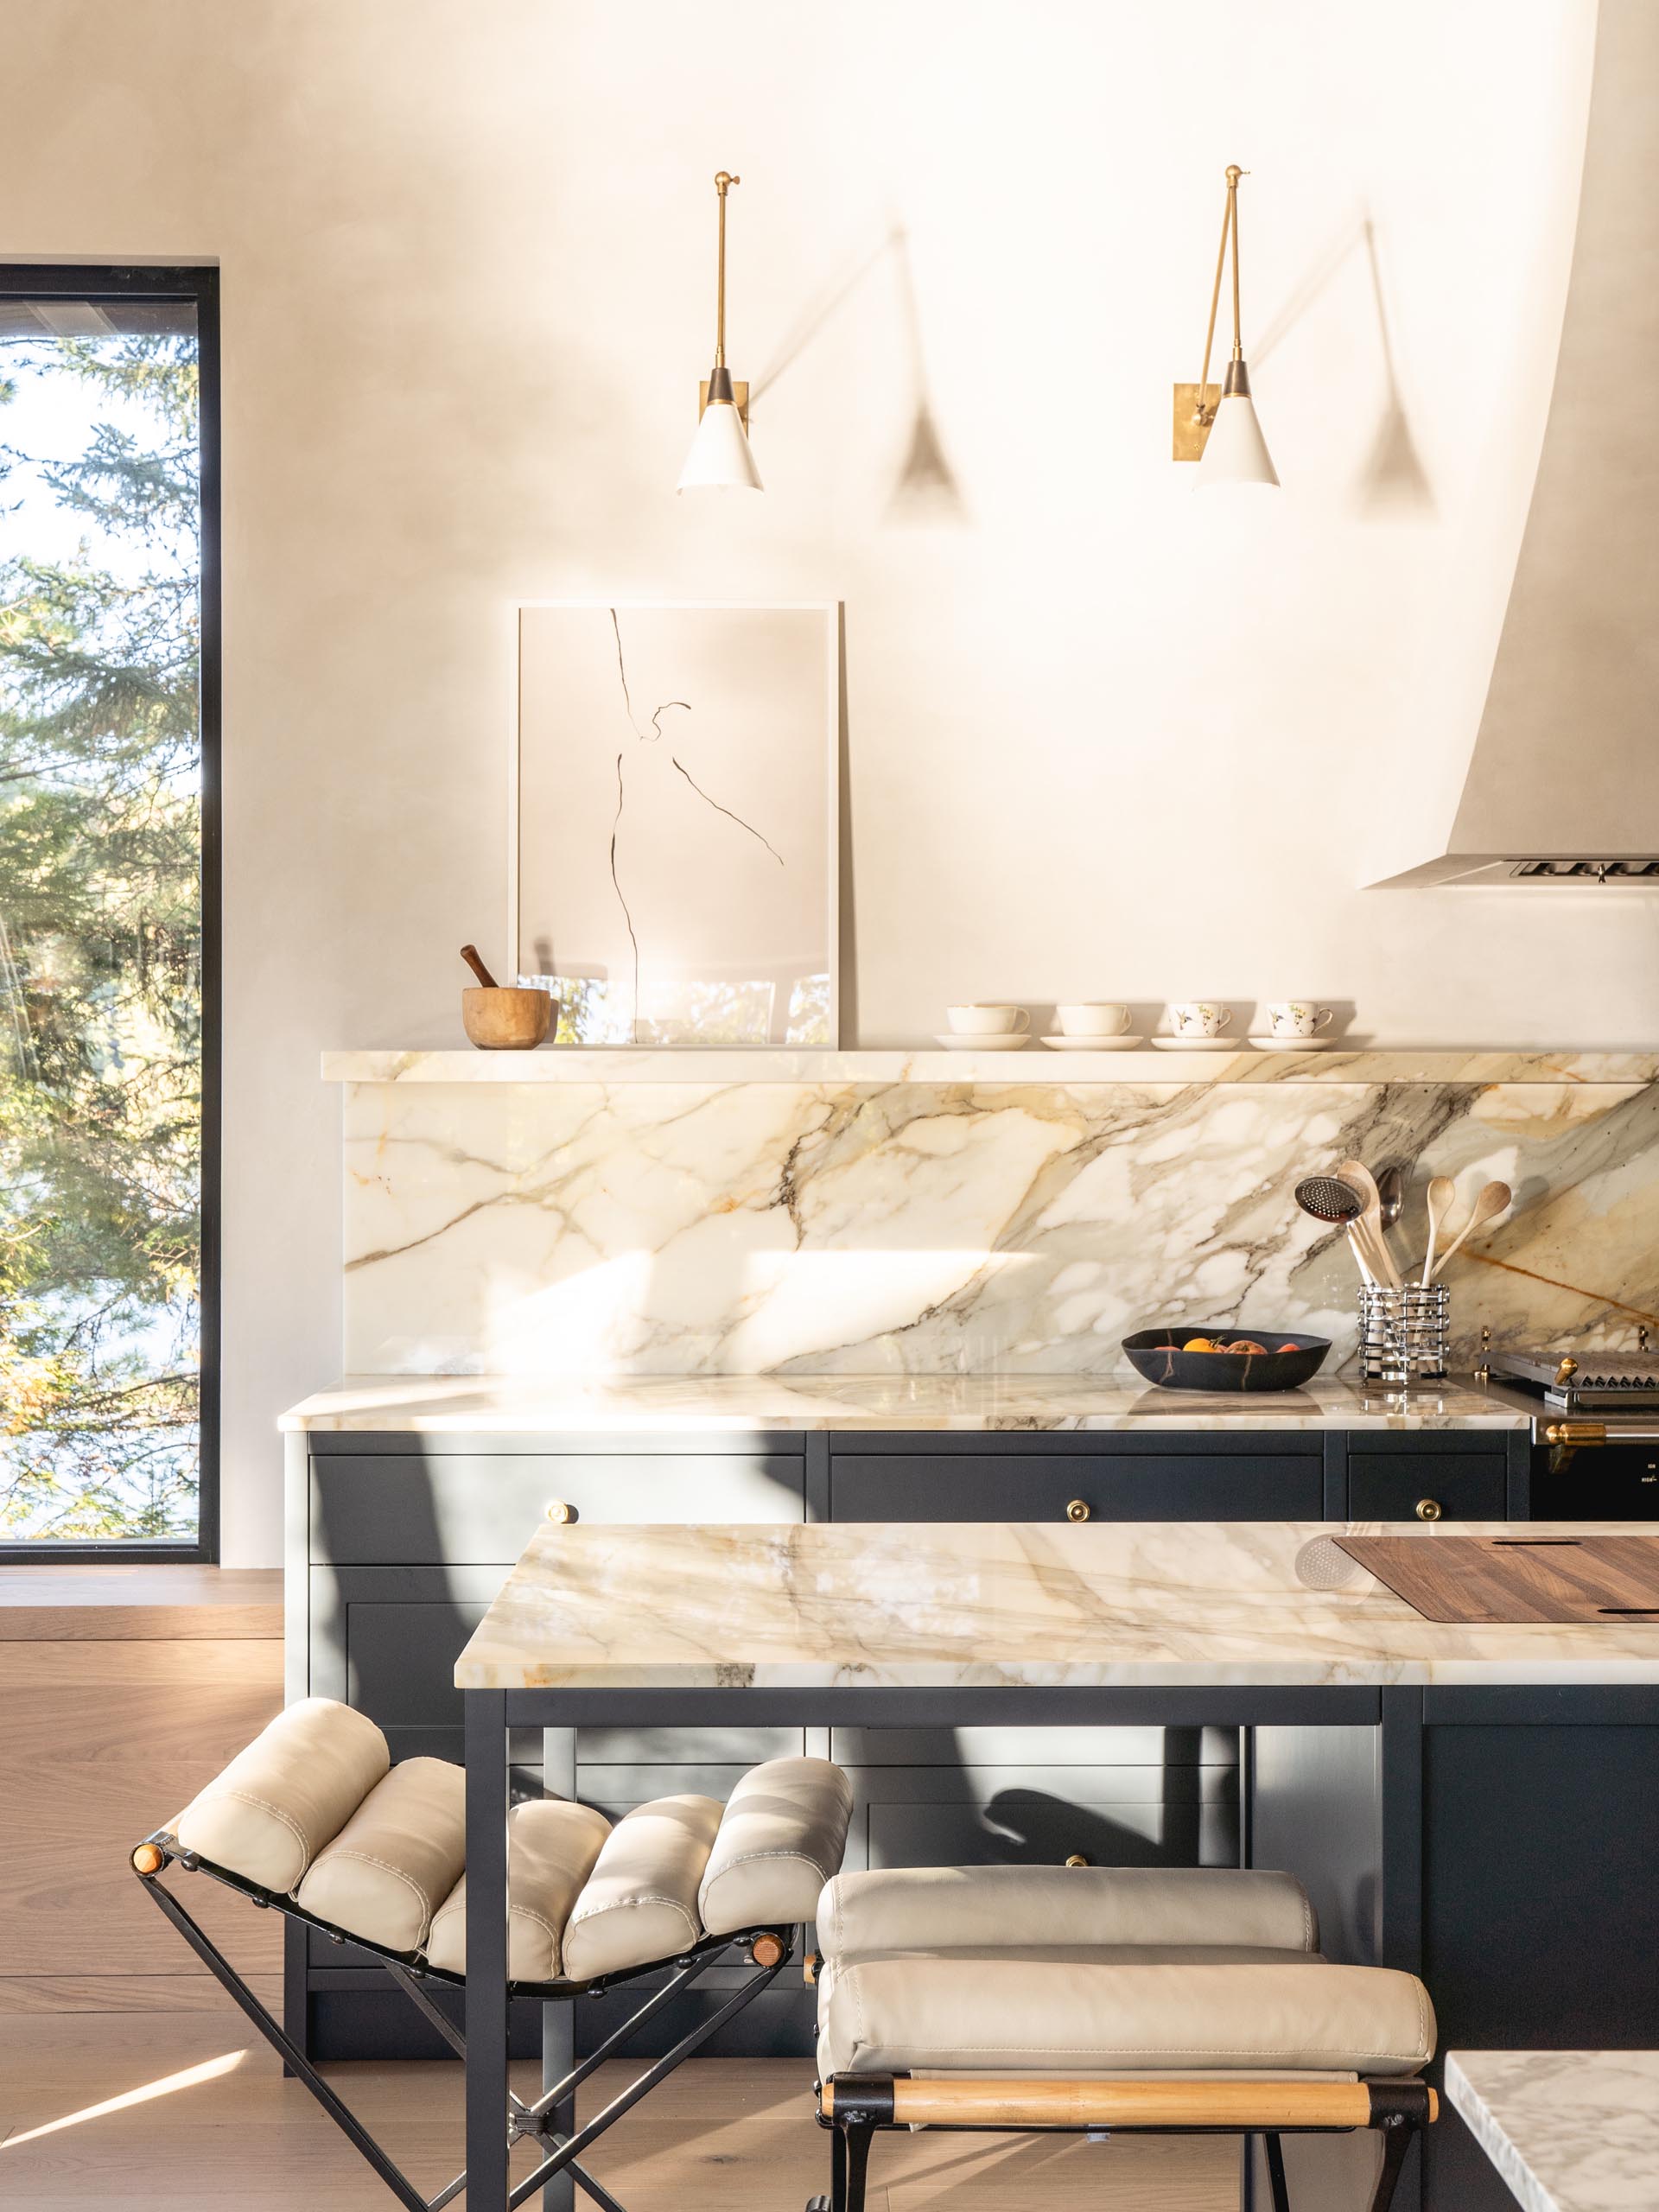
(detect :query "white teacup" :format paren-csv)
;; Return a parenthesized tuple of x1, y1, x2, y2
(1265, 1001, 1335, 1039)
(947, 1003, 1030, 1036)
(1057, 1002, 1132, 1038)
(1168, 1001, 1232, 1038)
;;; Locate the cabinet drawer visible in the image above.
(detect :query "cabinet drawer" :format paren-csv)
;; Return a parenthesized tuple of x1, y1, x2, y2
(830, 1453, 1322, 1523)
(309, 1451, 804, 1563)
(842, 1764, 1239, 1874)
(1349, 1453, 1507, 1522)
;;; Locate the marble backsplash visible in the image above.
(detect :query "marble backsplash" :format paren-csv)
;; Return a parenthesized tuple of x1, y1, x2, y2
(340, 1072, 1659, 1376)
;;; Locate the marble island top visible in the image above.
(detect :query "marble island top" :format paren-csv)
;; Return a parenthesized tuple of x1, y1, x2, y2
(282, 1372, 1535, 1433)
(1446, 2051, 1659, 2212)
(323, 1046, 1659, 1086)
(452, 1519, 1659, 1689)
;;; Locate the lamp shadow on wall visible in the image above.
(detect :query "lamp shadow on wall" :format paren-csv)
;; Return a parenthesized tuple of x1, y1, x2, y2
(750, 222, 968, 523)
(1253, 211, 1434, 517)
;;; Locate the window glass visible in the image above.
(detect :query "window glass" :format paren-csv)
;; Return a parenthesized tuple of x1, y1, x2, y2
(1, 291, 207, 1543)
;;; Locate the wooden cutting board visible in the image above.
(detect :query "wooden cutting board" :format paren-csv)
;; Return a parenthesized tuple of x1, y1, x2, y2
(1334, 1534, 1659, 1624)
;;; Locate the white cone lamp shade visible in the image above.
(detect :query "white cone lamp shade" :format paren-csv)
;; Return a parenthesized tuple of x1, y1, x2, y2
(678, 389, 763, 493)
(1199, 380, 1279, 488)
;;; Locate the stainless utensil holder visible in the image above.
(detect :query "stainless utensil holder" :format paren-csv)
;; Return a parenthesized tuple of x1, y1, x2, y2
(1357, 1283, 1449, 1384)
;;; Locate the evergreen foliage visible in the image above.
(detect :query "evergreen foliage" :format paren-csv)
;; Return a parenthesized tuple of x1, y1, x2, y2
(0, 332, 202, 1540)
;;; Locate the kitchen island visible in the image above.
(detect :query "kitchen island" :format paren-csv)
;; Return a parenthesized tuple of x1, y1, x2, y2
(282, 1372, 1610, 2076)
(454, 1516, 1659, 2212)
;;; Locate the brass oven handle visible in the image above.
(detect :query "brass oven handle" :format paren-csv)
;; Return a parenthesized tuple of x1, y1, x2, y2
(1544, 1421, 1607, 1448)
(1414, 1497, 1443, 1522)
(1065, 1498, 1091, 1523)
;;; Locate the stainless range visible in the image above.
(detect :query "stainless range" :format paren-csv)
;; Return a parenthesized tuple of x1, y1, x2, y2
(1485, 1343, 1659, 1508)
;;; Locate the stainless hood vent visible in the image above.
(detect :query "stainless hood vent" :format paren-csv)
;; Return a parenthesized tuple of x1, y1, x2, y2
(1484, 860, 1659, 886)
(1367, 3, 1659, 891)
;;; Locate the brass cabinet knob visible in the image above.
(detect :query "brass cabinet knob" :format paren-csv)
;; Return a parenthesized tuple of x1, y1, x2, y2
(1065, 1853, 1090, 1868)
(1065, 1498, 1090, 1522)
(1415, 1497, 1443, 1522)
(544, 1499, 575, 1524)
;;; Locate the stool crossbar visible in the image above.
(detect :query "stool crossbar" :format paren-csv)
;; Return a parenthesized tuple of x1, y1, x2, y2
(811, 2072, 1437, 2212)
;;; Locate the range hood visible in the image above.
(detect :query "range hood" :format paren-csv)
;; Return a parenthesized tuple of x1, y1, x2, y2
(1370, 1, 1659, 888)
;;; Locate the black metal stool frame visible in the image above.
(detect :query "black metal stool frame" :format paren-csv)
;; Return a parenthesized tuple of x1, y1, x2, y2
(812, 2071, 1434, 2212)
(131, 1828, 793, 2212)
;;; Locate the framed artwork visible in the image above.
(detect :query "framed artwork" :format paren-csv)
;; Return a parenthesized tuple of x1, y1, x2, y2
(512, 601, 839, 1046)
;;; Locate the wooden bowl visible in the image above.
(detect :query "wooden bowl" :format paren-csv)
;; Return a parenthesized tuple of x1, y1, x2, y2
(461, 986, 554, 1051)
(1122, 1325, 1331, 1394)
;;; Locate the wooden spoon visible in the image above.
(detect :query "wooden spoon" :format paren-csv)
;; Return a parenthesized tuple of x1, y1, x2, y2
(460, 944, 499, 989)
(1430, 1180, 1511, 1280)
(1337, 1160, 1402, 1289)
(1420, 1174, 1456, 1287)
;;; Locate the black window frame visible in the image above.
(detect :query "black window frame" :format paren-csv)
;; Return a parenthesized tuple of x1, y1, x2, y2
(0, 264, 220, 1563)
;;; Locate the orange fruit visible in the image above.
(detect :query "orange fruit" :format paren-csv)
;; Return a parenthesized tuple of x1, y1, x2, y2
(1182, 1337, 1217, 1352)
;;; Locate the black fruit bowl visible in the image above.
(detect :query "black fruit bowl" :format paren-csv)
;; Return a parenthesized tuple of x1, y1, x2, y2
(1122, 1325, 1332, 1394)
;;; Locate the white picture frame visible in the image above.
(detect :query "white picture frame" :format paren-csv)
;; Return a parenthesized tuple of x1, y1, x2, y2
(509, 601, 840, 1047)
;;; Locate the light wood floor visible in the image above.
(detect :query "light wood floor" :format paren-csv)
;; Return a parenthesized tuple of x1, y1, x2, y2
(0, 1563, 283, 2015)
(0, 2010, 1240, 2210)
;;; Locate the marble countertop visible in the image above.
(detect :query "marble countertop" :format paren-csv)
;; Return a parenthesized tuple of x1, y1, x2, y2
(322, 1047, 1659, 1086)
(281, 1372, 1535, 1433)
(451, 1519, 1659, 1689)
(1446, 2051, 1659, 2212)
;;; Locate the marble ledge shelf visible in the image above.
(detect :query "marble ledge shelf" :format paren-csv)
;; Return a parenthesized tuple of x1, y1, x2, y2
(321, 1047, 1659, 1087)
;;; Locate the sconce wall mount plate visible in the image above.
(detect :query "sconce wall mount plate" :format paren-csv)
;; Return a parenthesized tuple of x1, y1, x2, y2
(1172, 382, 1222, 462)
(699, 377, 750, 429)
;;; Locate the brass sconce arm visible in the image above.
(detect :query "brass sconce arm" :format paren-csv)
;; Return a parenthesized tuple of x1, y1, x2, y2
(713, 170, 740, 367)
(1194, 164, 1246, 429)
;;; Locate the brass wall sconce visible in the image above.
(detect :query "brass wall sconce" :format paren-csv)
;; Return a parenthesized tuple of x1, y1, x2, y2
(1173, 164, 1279, 486)
(678, 169, 763, 492)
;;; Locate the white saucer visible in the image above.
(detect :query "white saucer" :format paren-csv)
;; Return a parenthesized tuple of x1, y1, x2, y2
(1040, 1034, 1146, 1051)
(1248, 1034, 1337, 1052)
(933, 1032, 1030, 1051)
(1148, 1034, 1241, 1052)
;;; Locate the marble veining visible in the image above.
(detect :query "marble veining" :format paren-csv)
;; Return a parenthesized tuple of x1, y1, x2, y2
(1446, 2050, 1659, 2212)
(452, 1520, 1659, 1689)
(281, 1371, 1533, 1433)
(337, 1064, 1659, 1377)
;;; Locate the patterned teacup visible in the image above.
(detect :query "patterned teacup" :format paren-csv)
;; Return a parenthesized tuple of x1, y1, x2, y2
(1169, 1001, 1232, 1038)
(1265, 1001, 1334, 1039)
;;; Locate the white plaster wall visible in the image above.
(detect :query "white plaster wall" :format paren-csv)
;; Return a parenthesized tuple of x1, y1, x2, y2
(2, 0, 1649, 1561)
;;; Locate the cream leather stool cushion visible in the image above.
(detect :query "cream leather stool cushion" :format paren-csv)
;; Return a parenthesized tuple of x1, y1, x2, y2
(425, 1798, 612, 1980)
(817, 1953, 1435, 2079)
(296, 1758, 467, 1954)
(819, 1864, 1318, 1959)
(563, 1796, 724, 1980)
(815, 1865, 1433, 2084)
(172, 1697, 390, 1893)
(699, 1758, 854, 1936)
